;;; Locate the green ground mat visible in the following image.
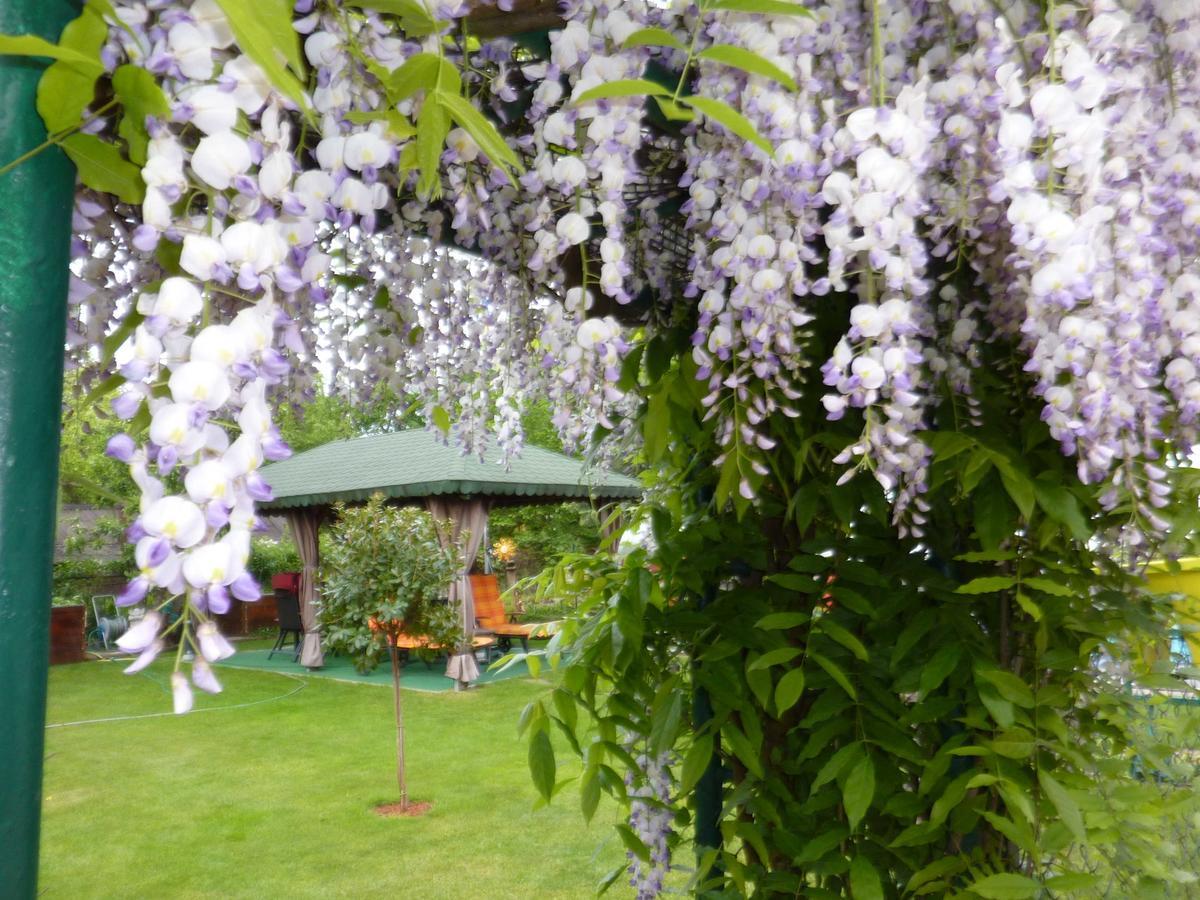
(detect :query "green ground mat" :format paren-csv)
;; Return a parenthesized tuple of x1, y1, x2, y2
(217, 647, 531, 692)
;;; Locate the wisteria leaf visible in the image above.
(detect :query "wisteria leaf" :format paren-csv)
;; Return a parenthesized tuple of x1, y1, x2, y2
(436, 89, 521, 177)
(415, 94, 449, 198)
(681, 95, 772, 154)
(697, 44, 798, 90)
(574, 79, 671, 105)
(35, 7, 106, 135)
(622, 27, 686, 50)
(113, 64, 170, 164)
(968, 873, 1042, 899)
(213, 0, 311, 116)
(0, 34, 103, 69)
(704, 0, 814, 16)
(62, 134, 144, 204)
(344, 0, 442, 36)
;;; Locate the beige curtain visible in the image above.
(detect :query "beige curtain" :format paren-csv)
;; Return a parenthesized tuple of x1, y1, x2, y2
(285, 507, 325, 669)
(427, 496, 490, 687)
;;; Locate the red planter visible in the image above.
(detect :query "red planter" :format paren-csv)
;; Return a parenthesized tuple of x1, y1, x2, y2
(49, 605, 86, 665)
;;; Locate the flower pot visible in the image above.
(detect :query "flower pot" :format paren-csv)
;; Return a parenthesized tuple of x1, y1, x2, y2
(49, 604, 86, 665)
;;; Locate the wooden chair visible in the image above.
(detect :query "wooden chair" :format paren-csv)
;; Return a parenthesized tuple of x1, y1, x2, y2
(469, 574, 539, 654)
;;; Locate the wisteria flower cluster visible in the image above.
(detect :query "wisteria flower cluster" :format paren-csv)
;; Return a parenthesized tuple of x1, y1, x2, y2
(625, 748, 674, 898)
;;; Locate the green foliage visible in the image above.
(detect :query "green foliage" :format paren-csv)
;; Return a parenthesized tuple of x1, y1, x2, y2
(212, 0, 310, 115)
(519, 302, 1197, 896)
(489, 503, 601, 578)
(58, 372, 140, 507)
(274, 383, 420, 453)
(246, 538, 301, 585)
(35, 4, 107, 134)
(52, 512, 134, 607)
(320, 495, 461, 673)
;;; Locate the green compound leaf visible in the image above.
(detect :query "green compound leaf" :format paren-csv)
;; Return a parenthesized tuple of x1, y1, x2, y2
(1023, 576, 1074, 597)
(528, 729, 556, 802)
(580, 766, 601, 823)
(681, 95, 772, 154)
(811, 651, 856, 699)
(849, 856, 883, 900)
(653, 95, 695, 122)
(415, 93, 449, 198)
(697, 44, 798, 90)
(622, 27, 686, 50)
(345, 0, 443, 37)
(956, 575, 1017, 594)
(705, 0, 814, 16)
(615, 823, 650, 861)
(35, 6, 107, 135)
(774, 667, 805, 713)
(62, 134, 144, 204)
(1038, 770, 1086, 844)
(574, 78, 672, 105)
(968, 873, 1042, 899)
(817, 617, 868, 661)
(265, 0, 306, 76)
(648, 676, 684, 754)
(679, 734, 713, 794)
(0, 34, 103, 69)
(112, 64, 170, 164)
(436, 89, 521, 181)
(842, 754, 875, 831)
(213, 0, 311, 117)
(383, 51, 459, 99)
(747, 647, 801, 671)
(431, 404, 451, 434)
(756, 611, 809, 629)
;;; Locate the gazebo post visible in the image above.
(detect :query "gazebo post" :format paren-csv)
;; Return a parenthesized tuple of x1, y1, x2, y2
(0, 1, 79, 895)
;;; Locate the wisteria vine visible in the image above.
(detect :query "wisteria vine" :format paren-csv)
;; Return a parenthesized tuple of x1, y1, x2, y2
(7, 0, 1197, 887)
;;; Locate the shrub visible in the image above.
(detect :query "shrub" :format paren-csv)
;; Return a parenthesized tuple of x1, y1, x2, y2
(319, 495, 462, 811)
(246, 537, 302, 585)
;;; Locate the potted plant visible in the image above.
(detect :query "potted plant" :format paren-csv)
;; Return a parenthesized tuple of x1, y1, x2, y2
(321, 495, 461, 814)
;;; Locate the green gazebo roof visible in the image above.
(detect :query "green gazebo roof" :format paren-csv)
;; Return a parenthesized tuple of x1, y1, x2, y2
(258, 429, 641, 510)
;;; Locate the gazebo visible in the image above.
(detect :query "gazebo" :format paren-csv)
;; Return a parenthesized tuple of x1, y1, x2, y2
(258, 428, 641, 685)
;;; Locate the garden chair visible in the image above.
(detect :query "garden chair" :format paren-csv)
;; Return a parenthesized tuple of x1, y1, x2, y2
(90, 594, 127, 650)
(269, 590, 303, 661)
(469, 574, 539, 654)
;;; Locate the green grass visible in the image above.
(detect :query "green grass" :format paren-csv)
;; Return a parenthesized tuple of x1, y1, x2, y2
(40, 658, 634, 899)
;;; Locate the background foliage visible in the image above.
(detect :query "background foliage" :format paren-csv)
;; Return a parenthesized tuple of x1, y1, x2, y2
(519, 314, 1200, 897)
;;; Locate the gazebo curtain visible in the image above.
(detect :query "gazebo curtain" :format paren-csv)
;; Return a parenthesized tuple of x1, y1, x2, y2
(284, 507, 325, 668)
(427, 496, 491, 687)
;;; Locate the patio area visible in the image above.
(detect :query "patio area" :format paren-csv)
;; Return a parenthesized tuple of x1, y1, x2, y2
(219, 644, 533, 693)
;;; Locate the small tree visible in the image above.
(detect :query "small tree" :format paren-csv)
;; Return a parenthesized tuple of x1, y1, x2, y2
(321, 495, 461, 811)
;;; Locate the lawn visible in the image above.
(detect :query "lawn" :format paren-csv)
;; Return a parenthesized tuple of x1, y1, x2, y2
(39, 655, 635, 899)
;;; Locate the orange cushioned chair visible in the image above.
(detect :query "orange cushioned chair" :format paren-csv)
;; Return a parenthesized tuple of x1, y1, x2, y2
(469, 573, 537, 654)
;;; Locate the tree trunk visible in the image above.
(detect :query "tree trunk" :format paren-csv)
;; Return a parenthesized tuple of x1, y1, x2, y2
(390, 644, 408, 810)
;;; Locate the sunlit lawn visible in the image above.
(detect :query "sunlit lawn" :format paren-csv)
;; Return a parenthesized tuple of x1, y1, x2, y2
(40, 656, 634, 899)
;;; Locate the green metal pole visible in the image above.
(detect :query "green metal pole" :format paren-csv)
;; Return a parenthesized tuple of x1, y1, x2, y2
(0, 1, 79, 895)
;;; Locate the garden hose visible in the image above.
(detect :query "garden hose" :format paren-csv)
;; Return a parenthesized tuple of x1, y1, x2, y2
(44, 657, 307, 729)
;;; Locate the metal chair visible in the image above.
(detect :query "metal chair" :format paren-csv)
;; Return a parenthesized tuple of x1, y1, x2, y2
(268, 590, 303, 662)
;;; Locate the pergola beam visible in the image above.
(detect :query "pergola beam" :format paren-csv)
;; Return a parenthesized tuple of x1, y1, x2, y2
(0, 1, 79, 896)
(466, 0, 564, 39)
